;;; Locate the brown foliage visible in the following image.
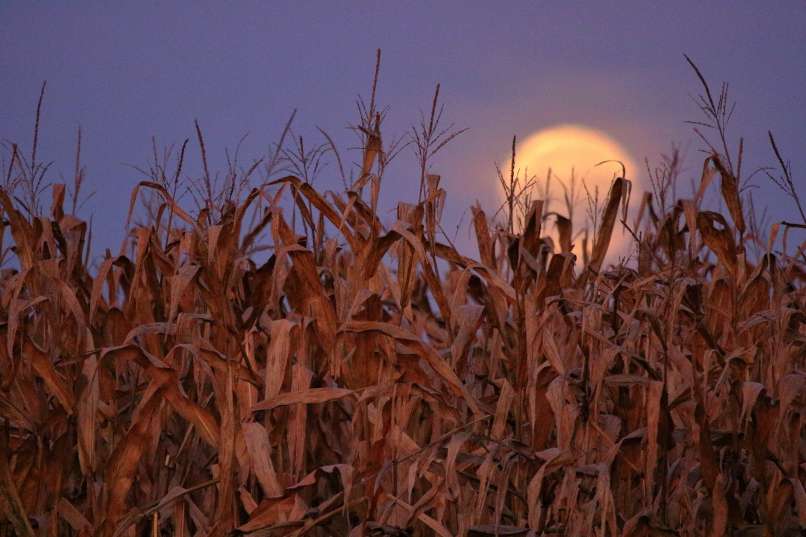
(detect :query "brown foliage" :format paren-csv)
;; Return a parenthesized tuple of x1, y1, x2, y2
(0, 87, 804, 537)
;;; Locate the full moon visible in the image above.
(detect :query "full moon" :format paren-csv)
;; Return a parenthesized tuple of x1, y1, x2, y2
(498, 124, 639, 263)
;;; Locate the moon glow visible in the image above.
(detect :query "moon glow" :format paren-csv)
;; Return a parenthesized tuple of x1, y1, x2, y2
(500, 124, 639, 262)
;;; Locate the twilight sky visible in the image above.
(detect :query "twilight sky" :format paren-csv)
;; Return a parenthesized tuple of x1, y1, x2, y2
(1, 1, 804, 257)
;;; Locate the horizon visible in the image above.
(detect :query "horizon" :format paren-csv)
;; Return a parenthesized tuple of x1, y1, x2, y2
(2, 2, 805, 260)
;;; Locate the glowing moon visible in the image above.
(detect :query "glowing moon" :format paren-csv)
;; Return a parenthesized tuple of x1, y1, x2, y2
(499, 124, 638, 262)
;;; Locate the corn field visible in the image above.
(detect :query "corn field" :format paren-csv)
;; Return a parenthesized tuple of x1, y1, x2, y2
(0, 62, 804, 537)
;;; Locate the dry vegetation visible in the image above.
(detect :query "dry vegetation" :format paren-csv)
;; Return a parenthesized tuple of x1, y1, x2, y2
(0, 54, 804, 536)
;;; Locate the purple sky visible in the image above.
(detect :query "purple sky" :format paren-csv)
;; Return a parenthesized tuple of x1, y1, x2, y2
(1, 1, 804, 256)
